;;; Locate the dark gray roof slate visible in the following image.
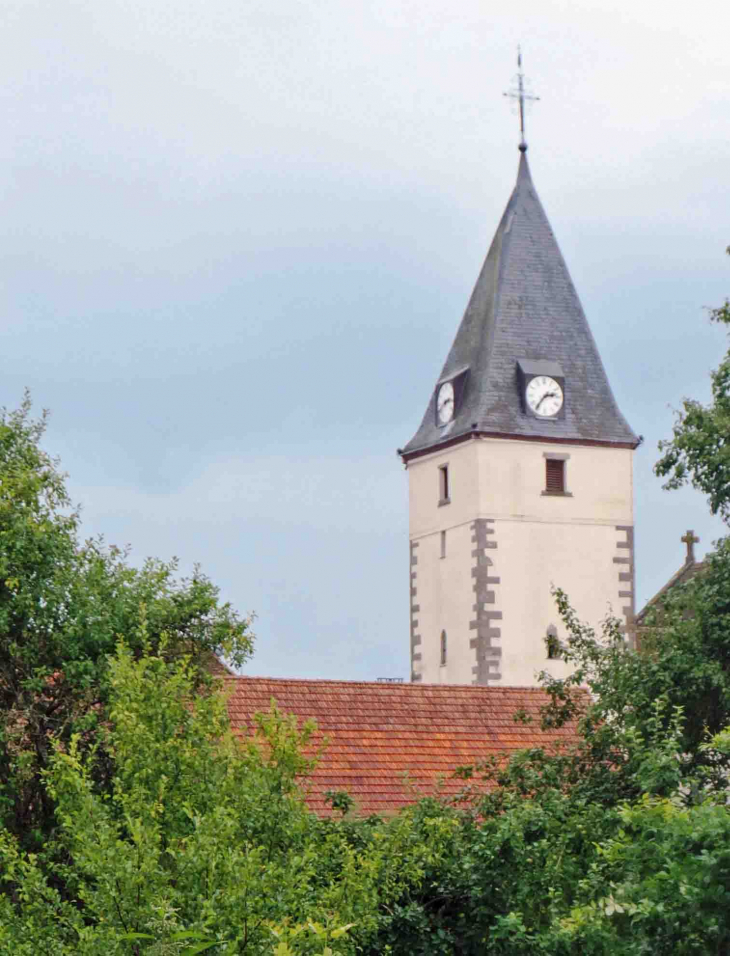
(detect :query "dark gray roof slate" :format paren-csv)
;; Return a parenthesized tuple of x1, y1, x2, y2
(402, 151, 638, 457)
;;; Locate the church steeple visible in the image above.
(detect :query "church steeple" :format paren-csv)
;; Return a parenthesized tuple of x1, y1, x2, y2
(401, 151, 638, 460)
(401, 119, 638, 687)
(402, 60, 638, 687)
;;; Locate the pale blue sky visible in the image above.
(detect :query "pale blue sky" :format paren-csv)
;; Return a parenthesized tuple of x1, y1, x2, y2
(2, 0, 729, 678)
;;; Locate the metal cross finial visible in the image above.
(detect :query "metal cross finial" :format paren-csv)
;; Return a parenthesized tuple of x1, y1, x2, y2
(681, 529, 700, 565)
(503, 46, 540, 151)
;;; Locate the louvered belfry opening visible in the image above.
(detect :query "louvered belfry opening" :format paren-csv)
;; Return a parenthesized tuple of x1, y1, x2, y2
(545, 458, 565, 494)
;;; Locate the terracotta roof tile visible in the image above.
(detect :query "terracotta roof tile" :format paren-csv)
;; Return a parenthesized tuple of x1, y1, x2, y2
(225, 677, 576, 816)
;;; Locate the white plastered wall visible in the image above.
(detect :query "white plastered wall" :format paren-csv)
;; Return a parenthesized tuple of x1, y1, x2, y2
(408, 436, 634, 685)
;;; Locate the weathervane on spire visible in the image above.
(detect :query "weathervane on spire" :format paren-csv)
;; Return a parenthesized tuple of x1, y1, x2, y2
(503, 46, 539, 151)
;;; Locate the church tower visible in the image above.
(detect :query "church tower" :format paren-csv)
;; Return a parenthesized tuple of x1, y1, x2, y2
(400, 105, 639, 686)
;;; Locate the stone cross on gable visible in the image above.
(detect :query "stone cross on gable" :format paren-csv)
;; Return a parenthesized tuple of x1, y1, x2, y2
(681, 529, 699, 565)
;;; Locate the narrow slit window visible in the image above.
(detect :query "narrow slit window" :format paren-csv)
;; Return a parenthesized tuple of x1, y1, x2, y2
(440, 630, 447, 666)
(440, 530, 446, 558)
(545, 458, 565, 494)
(439, 464, 450, 503)
(546, 625, 560, 660)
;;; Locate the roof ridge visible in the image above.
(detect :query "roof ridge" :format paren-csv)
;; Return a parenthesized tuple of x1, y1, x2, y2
(229, 676, 554, 691)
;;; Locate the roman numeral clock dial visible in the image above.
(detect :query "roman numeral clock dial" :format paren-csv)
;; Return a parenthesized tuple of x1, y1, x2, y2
(525, 375, 564, 418)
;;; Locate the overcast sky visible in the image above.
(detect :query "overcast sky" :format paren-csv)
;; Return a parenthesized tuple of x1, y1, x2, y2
(2, 0, 729, 680)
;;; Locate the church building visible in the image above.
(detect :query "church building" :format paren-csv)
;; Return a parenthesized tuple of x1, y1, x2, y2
(400, 140, 639, 687)
(225, 67, 631, 816)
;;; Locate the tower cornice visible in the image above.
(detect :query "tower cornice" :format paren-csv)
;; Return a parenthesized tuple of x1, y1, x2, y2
(401, 428, 639, 465)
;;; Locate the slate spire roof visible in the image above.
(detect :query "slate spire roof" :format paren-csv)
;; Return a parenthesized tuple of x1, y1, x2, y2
(402, 150, 638, 458)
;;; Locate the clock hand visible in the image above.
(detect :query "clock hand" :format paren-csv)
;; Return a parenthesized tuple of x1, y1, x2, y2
(535, 391, 557, 411)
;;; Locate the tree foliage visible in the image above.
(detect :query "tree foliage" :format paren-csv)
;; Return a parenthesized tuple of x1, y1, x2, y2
(0, 646, 379, 954)
(655, 247, 730, 520)
(5, 287, 730, 956)
(0, 395, 253, 846)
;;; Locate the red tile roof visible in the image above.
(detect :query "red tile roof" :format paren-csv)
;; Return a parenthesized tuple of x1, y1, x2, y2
(225, 677, 577, 816)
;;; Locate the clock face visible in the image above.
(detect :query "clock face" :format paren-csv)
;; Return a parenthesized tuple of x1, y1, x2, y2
(526, 376, 564, 418)
(437, 382, 455, 425)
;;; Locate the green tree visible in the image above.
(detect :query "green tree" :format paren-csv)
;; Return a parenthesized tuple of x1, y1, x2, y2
(9, 267, 730, 956)
(655, 247, 730, 520)
(556, 789, 730, 954)
(0, 395, 253, 846)
(0, 646, 373, 954)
